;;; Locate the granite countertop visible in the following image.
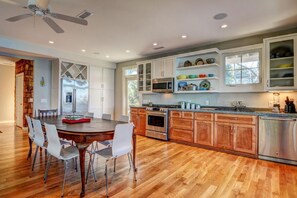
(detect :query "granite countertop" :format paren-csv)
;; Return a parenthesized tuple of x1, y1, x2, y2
(168, 108, 297, 118)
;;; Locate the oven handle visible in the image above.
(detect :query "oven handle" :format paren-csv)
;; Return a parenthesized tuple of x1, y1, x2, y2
(146, 111, 167, 116)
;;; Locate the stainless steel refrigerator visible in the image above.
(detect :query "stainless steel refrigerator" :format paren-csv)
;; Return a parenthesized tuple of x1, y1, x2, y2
(61, 78, 89, 115)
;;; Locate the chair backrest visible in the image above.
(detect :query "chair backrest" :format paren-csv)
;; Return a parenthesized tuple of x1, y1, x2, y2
(84, 112, 94, 118)
(31, 119, 45, 147)
(112, 123, 134, 157)
(38, 109, 58, 117)
(25, 115, 34, 139)
(102, 113, 111, 120)
(44, 123, 62, 159)
(119, 115, 129, 122)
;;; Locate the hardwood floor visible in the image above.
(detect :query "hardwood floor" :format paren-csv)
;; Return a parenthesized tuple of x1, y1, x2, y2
(1, 124, 297, 198)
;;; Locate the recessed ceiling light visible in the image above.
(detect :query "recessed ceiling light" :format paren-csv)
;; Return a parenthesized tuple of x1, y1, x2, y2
(153, 42, 158, 46)
(81, 49, 86, 52)
(221, 24, 228, 29)
(181, 35, 187, 39)
(49, 41, 54, 44)
(125, 50, 130, 53)
(106, 55, 110, 58)
(214, 13, 228, 20)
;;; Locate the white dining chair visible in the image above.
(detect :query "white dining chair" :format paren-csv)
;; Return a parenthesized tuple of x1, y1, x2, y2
(31, 118, 47, 171)
(25, 115, 35, 160)
(44, 123, 79, 197)
(102, 113, 111, 120)
(87, 123, 136, 197)
(119, 115, 129, 122)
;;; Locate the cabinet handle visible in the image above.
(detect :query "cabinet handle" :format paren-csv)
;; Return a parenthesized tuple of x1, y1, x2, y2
(266, 80, 269, 87)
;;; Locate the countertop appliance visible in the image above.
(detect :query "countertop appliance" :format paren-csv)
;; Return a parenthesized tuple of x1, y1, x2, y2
(152, 78, 174, 93)
(61, 78, 89, 115)
(145, 104, 179, 140)
(259, 116, 297, 165)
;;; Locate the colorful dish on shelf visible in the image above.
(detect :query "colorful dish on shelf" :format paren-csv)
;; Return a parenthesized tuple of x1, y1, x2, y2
(188, 75, 197, 79)
(198, 74, 207, 78)
(206, 58, 215, 64)
(177, 74, 187, 79)
(199, 80, 211, 90)
(195, 58, 204, 65)
(184, 60, 192, 67)
(278, 63, 293, 68)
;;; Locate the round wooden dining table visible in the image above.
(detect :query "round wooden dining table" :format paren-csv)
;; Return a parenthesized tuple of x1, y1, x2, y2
(36, 116, 137, 197)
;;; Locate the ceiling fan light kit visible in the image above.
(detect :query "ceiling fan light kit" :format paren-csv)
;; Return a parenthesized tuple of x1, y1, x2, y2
(4, 0, 88, 33)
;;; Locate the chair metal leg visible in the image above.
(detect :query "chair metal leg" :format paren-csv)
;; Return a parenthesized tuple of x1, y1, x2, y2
(113, 158, 117, 172)
(44, 154, 52, 182)
(32, 146, 39, 171)
(62, 160, 68, 197)
(105, 160, 109, 197)
(27, 138, 32, 160)
(86, 153, 97, 183)
(129, 153, 137, 181)
(127, 153, 132, 169)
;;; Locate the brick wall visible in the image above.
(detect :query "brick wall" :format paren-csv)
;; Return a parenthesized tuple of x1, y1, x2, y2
(15, 59, 34, 127)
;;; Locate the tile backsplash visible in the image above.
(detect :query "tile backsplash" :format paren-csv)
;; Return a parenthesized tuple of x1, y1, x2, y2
(142, 92, 297, 109)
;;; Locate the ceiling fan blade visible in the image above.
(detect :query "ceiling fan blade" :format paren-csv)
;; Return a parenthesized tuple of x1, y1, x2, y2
(6, 13, 33, 22)
(43, 17, 64, 33)
(50, 12, 88, 26)
(0, 0, 20, 6)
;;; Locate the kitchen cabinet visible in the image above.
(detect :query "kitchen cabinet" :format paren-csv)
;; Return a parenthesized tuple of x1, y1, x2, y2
(169, 111, 194, 142)
(89, 66, 115, 119)
(194, 113, 214, 146)
(174, 48, 222, 93)
(137, 61, 152, 93)
(152, 57, 174, 79)
(214, 114, 257, 155)
(130, 108, 146, 136)
(264, 33, 297, 90)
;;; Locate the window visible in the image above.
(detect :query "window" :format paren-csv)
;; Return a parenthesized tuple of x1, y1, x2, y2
(122, 66, 139, 115)
(224, 49, 261, 85)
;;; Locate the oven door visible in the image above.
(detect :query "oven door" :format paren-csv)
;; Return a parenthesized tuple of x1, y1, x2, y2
(146, 111, 167, 132)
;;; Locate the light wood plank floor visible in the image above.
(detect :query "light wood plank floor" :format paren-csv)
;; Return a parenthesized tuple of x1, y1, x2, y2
(1, 124, 297, 198)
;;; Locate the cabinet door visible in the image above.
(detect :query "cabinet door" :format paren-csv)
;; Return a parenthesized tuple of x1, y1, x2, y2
(214, 122, 233, 150)
(152, 59, 164, 79)
(265, 35, 297, 90)
(169, 128, 193, 142)
(163, 58, 174, 78)
(145, 62, 152, 91)
(138, 114, 146, 136)
(89, 88, 103, 118)
(102, 89, 114, 119)
(194, 120, 213, 146)
(89, 66, 103, 89)
(130, 113, 139, 134)
(138, 64, 144, 92)
(102, 68, 114, 90)
(233, 124, 256, 154)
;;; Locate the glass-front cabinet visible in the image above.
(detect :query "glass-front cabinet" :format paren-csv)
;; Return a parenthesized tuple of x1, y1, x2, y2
(137, 61, 152, 92)
(264, 34, 297, 90)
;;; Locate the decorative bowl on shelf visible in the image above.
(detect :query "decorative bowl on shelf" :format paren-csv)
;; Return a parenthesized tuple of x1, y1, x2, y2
(195, 58, 204, 65)
(184, 60, 192, 67)
(177, 74, 187, 79)
(206, 58, 215, 64)
(188, 75, 197, 79)
(198, 74, 207, 78)
(208, 74, 215, 77)
(278, 63, 293, 68)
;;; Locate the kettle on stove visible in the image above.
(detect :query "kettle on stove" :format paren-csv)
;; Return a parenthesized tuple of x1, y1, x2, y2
(284, 97, 296, 113)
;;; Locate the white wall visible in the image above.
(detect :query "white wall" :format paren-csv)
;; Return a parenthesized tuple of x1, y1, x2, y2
(0, 65, 15, 123)
(142, 92, 297, 110)
(33, 58, 52, 113)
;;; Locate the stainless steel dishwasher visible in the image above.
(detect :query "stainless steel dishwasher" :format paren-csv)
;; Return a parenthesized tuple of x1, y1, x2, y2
(259, 116, 297, 165)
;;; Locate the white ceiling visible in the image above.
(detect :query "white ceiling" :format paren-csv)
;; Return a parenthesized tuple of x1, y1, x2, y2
(0, 0, 296, 63)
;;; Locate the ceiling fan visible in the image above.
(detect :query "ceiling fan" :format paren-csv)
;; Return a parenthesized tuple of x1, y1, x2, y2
(2, 0, 88, 33)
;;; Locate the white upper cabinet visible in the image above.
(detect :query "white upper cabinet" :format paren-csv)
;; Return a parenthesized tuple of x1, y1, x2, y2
(264, 33, 297, 90)
(152, 57, 174, 79)
(137, 61, 152, 93)
(89, 66, 103, 89)
(102, 68, 115, 90)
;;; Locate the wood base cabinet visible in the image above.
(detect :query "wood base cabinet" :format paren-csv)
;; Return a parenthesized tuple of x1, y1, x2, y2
(169, 111, 194, 143)
(194, 113, 214, 146)
(214, 114, 257, 155)
(130, 108, 146, 136)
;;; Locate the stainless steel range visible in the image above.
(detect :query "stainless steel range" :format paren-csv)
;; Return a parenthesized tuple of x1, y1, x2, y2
(145, 105, 179, 140)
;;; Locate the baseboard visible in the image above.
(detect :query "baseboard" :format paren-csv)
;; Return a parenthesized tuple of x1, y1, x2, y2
(0, 120, 15, 124)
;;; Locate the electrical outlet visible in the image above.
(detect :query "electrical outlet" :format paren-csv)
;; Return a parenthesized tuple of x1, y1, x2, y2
(268, 101, 273, 108)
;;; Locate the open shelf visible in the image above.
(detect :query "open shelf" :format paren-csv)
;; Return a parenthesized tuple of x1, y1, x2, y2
(270, 56, 294, 61)
(176, 77, 219, 81)
(175, 90, 219, 94)
(270, 67, 294, 71)
(270, 77, 294, 80)
(176, 63, 219, 70)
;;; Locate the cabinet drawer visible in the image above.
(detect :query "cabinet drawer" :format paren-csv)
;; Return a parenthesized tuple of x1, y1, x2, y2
(169, 128, 193, 142)
(170, 118, 193, 130)
(130, 108, 138, 114)
(195, 113, 213, 121)
(215, 114, 257, 125)
(182, 111, 194, 119)
(138, 109, 146, 115)
(170, 111, 182, 118)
